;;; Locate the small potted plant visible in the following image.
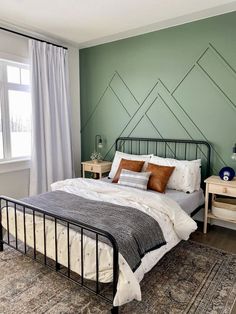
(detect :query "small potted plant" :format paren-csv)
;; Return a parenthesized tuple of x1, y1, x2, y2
(90, 151, 103, 163)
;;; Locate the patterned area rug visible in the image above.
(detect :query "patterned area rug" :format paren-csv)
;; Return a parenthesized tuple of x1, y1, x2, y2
(0, 240, 235, 314)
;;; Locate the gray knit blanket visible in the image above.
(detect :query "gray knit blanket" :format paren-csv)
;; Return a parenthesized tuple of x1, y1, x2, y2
(21, 190, 166, 271)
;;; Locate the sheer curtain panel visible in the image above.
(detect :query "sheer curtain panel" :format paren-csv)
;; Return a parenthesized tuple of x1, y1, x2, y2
(29, 40, 74, 195)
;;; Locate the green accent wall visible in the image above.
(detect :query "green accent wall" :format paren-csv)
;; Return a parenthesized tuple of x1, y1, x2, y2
(80, 12, 236, 173)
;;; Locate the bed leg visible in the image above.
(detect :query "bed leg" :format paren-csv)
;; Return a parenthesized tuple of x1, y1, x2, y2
(111, 306, 119, 314)
(56, 262, 61, 271)
(0, 225, 3, 252)
(0, 208, 3, 252)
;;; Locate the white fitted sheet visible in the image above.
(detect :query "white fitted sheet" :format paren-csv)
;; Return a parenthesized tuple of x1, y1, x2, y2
(165, 189, 204, 215)
(101, 177, 204, 215)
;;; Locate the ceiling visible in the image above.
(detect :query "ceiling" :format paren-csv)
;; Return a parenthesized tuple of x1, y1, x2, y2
(0, 0, 236, 48)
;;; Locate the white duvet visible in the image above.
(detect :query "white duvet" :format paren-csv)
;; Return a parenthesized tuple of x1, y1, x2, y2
(2, 178, 197, 306)
(51, 178, 197, 305)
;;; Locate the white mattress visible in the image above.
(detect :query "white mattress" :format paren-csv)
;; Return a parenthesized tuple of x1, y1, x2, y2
(101, 177, 204, 215)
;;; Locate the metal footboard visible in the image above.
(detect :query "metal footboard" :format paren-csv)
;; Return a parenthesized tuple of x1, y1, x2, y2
(0, 196, 119, 314)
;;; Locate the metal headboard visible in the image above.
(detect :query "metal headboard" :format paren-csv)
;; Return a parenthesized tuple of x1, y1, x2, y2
(115, 137, 211, 185)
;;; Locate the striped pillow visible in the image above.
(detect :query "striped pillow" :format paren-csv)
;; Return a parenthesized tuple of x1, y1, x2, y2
(118, 169, 151, 190)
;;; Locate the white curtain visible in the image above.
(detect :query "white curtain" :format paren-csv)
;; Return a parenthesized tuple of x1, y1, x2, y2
(29, 40, 74, 195)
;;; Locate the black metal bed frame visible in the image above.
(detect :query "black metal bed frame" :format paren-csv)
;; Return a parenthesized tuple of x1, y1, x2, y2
(0, 198, 119, 313)
(0, 137, 211, 313)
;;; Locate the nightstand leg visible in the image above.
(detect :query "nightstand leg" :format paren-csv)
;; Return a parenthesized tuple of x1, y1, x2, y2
(203, 184, 209, 234)
(0, 224, 3, 252)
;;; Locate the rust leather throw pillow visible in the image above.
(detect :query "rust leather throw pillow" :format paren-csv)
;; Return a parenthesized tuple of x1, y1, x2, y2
(146, 163, 175, 193)
(112, 158, 145, 183)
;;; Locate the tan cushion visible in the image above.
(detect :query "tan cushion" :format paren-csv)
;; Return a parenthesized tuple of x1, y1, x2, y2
(112, 159, 145, 183)
(146, 163, 175, 193)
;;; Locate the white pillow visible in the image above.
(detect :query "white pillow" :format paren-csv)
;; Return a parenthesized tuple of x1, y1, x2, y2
(150, 156, 201, 193)
(118, 169, 151, 190)
(109, 151, 153, 179)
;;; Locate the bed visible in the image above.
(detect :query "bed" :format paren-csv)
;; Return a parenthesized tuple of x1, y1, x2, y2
(0, 137, 211, 313)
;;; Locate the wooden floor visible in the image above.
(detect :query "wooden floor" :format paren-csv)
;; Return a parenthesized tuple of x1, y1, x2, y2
(191, 223, 236, 314)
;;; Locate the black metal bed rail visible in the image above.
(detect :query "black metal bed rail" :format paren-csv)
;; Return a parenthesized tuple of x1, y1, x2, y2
(0, 196, 119, 314)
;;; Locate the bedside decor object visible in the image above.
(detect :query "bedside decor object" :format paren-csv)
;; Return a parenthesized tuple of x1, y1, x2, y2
(90, 134, 104, 165)
(95, 134, 103, 151)
(219, 166, 235, 181)
(232, 143, 236, 160)
(90, 151, 103, 163)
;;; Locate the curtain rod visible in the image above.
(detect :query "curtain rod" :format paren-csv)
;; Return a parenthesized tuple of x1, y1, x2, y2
(0, 26, 68, 50)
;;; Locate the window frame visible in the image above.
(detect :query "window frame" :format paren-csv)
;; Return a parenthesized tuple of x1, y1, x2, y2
(0, 58, 31, 162)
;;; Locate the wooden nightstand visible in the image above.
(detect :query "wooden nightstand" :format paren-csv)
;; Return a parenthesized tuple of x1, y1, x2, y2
(204, 175, 236, 233)
(81, 161, 112, 179)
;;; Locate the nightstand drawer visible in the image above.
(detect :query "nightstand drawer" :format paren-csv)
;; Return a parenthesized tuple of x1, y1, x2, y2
(101, 164, 112, 173)
(83, 164, 100, 172)
(82, 161, 112, 179)
(209, 184, 236, 197)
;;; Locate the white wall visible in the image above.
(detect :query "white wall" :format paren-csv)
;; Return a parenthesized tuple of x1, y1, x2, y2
(0, 169, 30, 198)
(0, 30, 28, 62)
(0, 29, 81, 198)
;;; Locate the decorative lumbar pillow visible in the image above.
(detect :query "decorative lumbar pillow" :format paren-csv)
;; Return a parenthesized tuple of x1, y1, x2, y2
(108, 151, 153, 179)
(150, 156, 201, 193)
(118, 169, 151, 190)
(112, 159, 145, 183)
(146, 163, 175, 193)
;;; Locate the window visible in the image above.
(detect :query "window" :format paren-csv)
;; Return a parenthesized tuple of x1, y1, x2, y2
(0, 59, 31, 160)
